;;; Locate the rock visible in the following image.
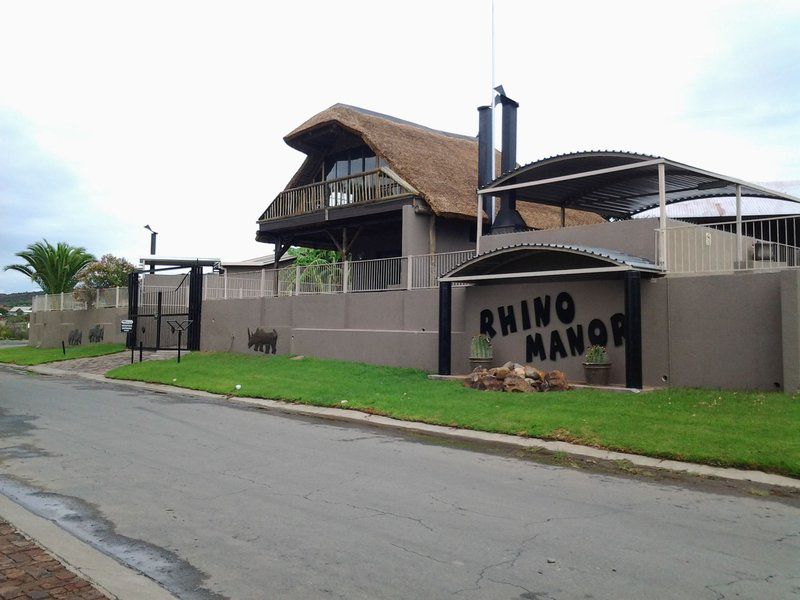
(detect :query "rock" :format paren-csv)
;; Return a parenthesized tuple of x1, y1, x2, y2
(503, 375, 534, 393)
(513, 366, 527, 378)
(490, 367, 511, 380)
(479, 375, 504, 392)
(465, 368, 489, 389)
(544, 370, 571, 391)
(501, 361, 516, 371)
(524, 365, 544, 380)
(290, 355, 305, 360)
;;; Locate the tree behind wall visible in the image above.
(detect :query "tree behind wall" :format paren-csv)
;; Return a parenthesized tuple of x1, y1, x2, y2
(3, 240, 95, 294)
(76, 254, 135, 289)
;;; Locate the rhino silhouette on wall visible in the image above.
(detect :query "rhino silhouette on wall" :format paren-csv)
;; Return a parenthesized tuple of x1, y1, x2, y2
(89, 325, 104, 343)
(247, 327, 277, 354)
(68, 329, 82, 346)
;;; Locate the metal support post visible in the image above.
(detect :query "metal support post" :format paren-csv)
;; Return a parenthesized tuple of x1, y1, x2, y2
(624, 271, 643, 390)
(476, 193, 484, 255)
(60, 292, 64, 311)
(735, 184, 743, 266)
(343, 260, 349, 293)
(295, 265, 301, 296)
(657, 162, 667, 270)
(438, 282, 452, 375)
(407, 256, 413, 290)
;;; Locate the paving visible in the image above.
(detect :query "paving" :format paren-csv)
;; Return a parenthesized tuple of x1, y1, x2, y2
(0, 366, 798, 599)
(0, 517, 107, 600)
(46, 351, 183, 376)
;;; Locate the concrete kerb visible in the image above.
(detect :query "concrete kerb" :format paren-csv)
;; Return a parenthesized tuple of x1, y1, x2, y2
(0, 494, 176, 600)
(23, 364, 800, 491)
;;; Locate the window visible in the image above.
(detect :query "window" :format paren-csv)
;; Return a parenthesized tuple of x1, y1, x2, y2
(320, 147, 378, 181)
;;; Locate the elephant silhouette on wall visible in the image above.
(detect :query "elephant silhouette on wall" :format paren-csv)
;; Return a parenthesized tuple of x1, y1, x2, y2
(247, 328, 278, 354)
(89, 325, 104, 343)
(68, 329, 82, 346)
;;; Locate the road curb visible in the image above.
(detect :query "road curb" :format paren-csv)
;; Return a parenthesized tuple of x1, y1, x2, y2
(22, 364, 800, 491)
(0, 494, 175, 600)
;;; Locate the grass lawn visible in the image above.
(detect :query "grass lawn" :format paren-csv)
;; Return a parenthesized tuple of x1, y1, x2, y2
(106, 352, 800, 478)
(0, 343, 126, 366)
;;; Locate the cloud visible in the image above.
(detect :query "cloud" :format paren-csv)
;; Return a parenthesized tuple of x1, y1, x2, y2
(0, 111, 127, 292)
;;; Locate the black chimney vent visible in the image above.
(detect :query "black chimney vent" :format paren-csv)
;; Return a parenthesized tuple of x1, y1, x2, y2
(492, 92, 527, 234)
(477, 105, 494, 228)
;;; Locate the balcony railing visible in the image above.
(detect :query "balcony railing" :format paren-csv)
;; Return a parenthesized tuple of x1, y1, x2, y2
(656, 215, 800, 274)
(259, 167, 416, 221)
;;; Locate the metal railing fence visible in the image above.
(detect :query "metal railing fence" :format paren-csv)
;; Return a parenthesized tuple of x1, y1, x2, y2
(656, 215, 800, 274)
(32, 287, 128, 312)
(202, 250, 474, 301)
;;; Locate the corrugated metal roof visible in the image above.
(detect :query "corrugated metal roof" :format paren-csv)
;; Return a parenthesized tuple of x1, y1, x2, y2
(634, 194, 800, 219)
(442, 242, 661, 282)
(481, 151, 800, 218)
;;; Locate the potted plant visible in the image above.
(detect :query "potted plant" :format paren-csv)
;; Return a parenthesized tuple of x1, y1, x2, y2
(469, 334, 493, 371)
(583, 345, 611, 385)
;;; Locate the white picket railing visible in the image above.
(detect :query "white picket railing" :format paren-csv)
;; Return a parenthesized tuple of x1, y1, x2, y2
(31, 251, 478, 310)
(657, 215, 800, 274)
(32, 287, 128, 312)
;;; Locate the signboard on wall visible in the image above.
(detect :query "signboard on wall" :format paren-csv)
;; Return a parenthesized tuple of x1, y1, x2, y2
(471, 282, 625, 370)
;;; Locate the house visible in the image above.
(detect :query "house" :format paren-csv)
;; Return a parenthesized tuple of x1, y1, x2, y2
(255, 104, 601, 265)
(29, 98, 800, 391)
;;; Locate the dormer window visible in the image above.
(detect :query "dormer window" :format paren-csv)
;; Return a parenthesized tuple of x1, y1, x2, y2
(314, 146, 386, 182)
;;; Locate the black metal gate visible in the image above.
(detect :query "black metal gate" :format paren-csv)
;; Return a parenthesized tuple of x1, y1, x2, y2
(127, 266, 203, 351)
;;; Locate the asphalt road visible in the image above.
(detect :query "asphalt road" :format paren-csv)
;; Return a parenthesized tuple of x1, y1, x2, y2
(0, 367, 797, 599)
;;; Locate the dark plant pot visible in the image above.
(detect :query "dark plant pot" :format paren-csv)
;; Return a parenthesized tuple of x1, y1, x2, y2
(469, 357, 494, 371)
(583, 362, 611, 386)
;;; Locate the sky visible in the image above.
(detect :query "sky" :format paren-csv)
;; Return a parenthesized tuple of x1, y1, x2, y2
(1, 0, 799, 292)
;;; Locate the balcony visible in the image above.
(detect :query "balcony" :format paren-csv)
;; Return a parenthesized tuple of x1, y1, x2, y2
(259, 167, 417, 222)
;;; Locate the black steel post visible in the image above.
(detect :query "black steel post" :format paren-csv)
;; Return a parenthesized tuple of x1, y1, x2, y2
(187, 266, 203, 351)
(61, 341, 66, 355)
(438, 282, 452, 375)
(177, 331, 182, 363)
(130, 345, 134, 364)
(477, 105, 494, 224)
(127, 272, 139, 350)
(149, 232, 157, 274)
(139, 341, 143, 363)
(624, 271, 643, 389)
(155, 291, 163, 352)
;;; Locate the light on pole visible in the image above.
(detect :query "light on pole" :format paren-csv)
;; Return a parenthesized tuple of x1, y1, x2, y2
(144, 225, 158, 274)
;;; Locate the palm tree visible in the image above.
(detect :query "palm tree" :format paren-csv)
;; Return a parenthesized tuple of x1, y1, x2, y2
(4, 240, 95, 294)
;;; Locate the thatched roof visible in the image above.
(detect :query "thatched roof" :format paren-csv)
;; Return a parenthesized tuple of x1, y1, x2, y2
(283, 104, 603, 229)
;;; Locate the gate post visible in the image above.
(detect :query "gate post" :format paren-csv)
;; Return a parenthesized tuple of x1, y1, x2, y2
(127, 272, 139, 350)
(187, 266, 203, 351)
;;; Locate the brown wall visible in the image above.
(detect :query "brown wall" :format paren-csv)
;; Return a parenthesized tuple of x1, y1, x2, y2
(29, 267, 799, 391)
(662, 272, 784, 390)
(201, 289, 469, 373)
(29, 307, 129, 348)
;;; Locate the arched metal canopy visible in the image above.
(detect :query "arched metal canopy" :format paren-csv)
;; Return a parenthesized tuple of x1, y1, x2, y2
(479, 151, 800, 218)
(440, 243, 661, 284)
